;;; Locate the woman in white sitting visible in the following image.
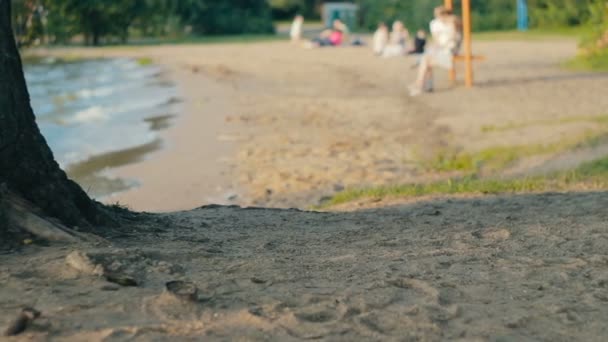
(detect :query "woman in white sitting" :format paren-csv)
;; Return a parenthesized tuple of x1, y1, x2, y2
(372, 22, 389, 56)
(409, 7, 461, 96)
(382, 20, 409, 58)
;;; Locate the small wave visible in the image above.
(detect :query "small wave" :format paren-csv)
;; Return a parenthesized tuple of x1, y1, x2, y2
(25, 56, 178, 199)
(76, 86, 115, 99)
(70, 106, 108, 124)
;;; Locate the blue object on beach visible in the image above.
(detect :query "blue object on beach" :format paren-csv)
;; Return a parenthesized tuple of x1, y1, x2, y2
(517, 0, 529, 31)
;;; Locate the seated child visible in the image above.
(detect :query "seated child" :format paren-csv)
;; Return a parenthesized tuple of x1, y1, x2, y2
(408, 30, 427, 54)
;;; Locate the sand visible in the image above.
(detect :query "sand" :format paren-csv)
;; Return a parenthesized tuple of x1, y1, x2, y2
(2, 192, 608, 340)
(5, 38, 608, 340)
(30, 37, 608, 211)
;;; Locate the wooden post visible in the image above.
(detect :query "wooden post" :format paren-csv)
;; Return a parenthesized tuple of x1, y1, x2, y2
(462, 0, 474, 87)
(445, 0, 456, 83)
(444, 0, 453, 10)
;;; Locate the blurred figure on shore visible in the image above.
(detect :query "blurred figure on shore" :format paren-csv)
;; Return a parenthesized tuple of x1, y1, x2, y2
(306, 19, 345, 48)
(382, 20, 409, 57)
(372, 22, 389, 55)
(333, 19, 349, 43)
(430, 7, 462, 54)
(408, 29, 427, 55)
(409, 6, 461, 96)
(290, 14, 304, 43)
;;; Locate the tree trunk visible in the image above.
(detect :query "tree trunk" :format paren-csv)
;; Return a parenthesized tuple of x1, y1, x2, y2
(0, 0, 106, 231)
(92, 30, 100, 46)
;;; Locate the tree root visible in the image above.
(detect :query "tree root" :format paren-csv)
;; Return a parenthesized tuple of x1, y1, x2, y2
(1, 189, 107, 246)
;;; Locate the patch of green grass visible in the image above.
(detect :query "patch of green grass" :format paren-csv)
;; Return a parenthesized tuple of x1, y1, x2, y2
(321, 156, 608, 208)
(473, 26, 591, 41)
(424, 131, 608, 174)
(136, 57, 153, 66)
(481, 115, 608, 133)
(323, 133, 608, 208)
(563, 49, 608, 72)
(424, 145, 540, 174)
(572, 156, 608, 178)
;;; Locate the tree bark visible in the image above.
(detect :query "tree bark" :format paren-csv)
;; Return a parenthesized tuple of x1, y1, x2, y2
(0, 0, 105, 229)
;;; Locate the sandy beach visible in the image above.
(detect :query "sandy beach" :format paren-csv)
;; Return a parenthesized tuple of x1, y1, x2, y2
(4, 37, 608, 340)
(2, 192, 608, 340)
(29, 37, 608, 212)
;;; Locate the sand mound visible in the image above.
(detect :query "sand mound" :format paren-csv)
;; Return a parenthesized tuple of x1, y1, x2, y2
(2, 192, 608, 340)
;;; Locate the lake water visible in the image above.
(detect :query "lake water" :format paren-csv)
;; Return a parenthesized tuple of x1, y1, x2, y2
(24, 57, 179, 199)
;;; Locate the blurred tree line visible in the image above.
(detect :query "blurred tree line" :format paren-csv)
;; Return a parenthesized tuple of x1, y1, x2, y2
(354, 0, 605, 32)
(11, 0, 274, 46)
(11, 0, 607, 47)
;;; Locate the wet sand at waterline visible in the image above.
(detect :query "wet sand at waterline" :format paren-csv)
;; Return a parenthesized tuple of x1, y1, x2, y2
(29, 37, 608, 211)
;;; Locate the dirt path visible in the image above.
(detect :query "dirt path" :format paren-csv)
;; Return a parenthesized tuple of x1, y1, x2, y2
(2, 191, 608, 340)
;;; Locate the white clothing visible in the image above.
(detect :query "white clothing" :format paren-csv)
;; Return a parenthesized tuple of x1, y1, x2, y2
(382, 45, 405, 58)
(429, 18, 457, 52)
(372, 29, 388, 55)
(290, 20, 303, 41)
(382, 30, 408, 57)
(389, 30, 407, 46)
(427, 18, 459, 69)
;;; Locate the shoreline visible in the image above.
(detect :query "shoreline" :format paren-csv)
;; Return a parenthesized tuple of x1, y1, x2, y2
(104, 61, 242, 212)
(25, 49, 244, 212)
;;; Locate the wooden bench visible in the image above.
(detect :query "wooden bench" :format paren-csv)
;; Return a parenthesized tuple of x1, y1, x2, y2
(449, 54, 486, 84)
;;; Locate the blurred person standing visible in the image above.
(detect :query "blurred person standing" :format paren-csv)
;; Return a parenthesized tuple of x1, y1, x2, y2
(290, 14, 304, 43)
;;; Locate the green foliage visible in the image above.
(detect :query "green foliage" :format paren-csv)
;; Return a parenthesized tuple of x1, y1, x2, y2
(356, 0, 436, 32)
(565, 1, 608, 71)
(583, 0, 608, 49)
(564, 48, 608, 71)
(176, 0, 275, 35)
(269, 0, 321, 20)
(12, 0, 275, 46)
(354, 0, 606, 33)
(529, 0, 597, 27)
(355, 0, 517, 32)
(11, 0, 608, 45)
(469, 0, 518, 31)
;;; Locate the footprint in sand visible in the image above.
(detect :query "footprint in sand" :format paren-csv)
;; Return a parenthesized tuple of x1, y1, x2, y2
(472, 228, 511, 244)
(294, 310, 336, 323)
(388, 278, 440, 304)
(482, 228, 511, 241)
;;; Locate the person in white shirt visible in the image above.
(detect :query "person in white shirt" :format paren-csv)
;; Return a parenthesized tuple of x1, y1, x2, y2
(372, 22, 389, 55)
(383, 20, 409, 57)
(409, 7, 461, 96)
(290, 15, 304, 44)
